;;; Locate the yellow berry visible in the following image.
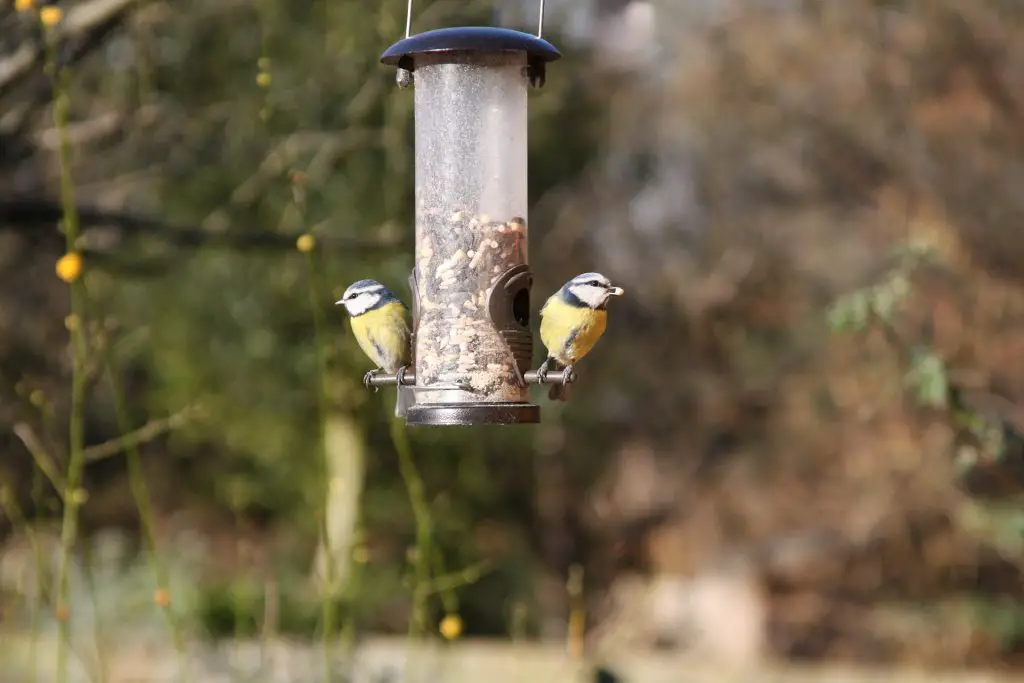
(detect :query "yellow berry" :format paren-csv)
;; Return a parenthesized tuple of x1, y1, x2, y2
(55, 603, 69, 622)
(439, 614, 463, 640)
(352, 545, 370, 564)
(29, 389, 45, 407)
(256, 71, 271, 88)
(15, 0, 34, 11)
(296, 233, 315, 253)
(39, 5, 62, 26)
(64, 314, 80, 331)
(70, 488, 89, 505)
(154, 588, 171, 608)
(55, 252, 82, 283)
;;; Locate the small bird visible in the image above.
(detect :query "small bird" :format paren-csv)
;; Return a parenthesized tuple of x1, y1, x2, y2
(538, 272, 624, 401)
(335, 279, 412, 417)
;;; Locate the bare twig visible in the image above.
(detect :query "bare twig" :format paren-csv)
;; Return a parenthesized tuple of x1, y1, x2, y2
(224, 129, 374, 209)
(82, 405, 200, 462)
(12, 422, 66, 498)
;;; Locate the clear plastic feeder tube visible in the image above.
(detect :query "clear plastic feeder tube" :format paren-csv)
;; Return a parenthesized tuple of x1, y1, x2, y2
(413, 52, 529, 405)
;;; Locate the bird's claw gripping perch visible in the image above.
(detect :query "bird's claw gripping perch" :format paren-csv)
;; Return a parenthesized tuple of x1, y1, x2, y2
(530, 361, 575, 387)
(536, 361, 549, 385)
(363, 369, 381, 393)
(395, 366, 409, 386)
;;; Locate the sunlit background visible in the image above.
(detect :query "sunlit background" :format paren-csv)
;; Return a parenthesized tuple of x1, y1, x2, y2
(2, 0, 1024, 681)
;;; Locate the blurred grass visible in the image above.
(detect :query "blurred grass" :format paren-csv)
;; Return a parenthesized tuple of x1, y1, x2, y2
(2, 635, 1023, 683)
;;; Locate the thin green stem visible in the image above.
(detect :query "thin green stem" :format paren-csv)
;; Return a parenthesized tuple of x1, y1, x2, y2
(389, 419, 432, 638)
(304, 248, 336, 683)
(81, 544, 111, 683)
(231, 505, 246, 672)
(306, 251, 330, 498)
(104, 362, 190, 683)
(431, 549, 457, 615)
(50, 27, 88, 683)
(0, 488, 45, 683)
(1, 493, 99, 678)
(428, 559, 491, 599)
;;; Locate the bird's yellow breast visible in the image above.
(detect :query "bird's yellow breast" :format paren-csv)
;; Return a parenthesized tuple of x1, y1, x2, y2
(539, 296, 607, 365)
(349, 301, 410, 371)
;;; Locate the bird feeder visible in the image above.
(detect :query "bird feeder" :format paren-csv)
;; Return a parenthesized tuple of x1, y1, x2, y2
(375, 7, 561, 426)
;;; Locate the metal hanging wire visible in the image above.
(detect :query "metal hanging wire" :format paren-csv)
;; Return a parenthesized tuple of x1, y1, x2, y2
(400, 0, 546, 39)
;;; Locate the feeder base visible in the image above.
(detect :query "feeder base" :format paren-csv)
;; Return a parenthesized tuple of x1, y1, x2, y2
(405, 402, 540, 426)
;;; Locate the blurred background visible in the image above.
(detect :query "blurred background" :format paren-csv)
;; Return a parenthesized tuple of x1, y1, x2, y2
(2, 0, 1024, 680)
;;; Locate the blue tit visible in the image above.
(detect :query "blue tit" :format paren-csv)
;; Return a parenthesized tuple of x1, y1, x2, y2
(538, 272, 624, 401)
(336, 279, 413, 418)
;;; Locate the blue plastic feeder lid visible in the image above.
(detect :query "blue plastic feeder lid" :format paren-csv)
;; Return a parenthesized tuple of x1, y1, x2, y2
(381, 26, 561, 67)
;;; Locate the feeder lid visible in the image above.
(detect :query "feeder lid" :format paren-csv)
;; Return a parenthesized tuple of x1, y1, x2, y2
(381, 26, 561, 67)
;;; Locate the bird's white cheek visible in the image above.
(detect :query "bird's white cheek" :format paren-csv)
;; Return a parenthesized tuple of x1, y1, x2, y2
(346, 295, 380, 316)
(575, 287, 606, 308)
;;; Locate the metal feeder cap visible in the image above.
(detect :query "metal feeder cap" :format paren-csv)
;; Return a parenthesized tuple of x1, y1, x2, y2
(381, 26, 561, 67)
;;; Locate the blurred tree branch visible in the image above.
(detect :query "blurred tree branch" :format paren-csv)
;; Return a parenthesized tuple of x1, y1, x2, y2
(0, 197, 410, 254)
(0, 0, 142, 93)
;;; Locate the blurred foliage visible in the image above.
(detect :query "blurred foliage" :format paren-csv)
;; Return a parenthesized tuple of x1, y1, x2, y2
(2, 0, 1024, 670)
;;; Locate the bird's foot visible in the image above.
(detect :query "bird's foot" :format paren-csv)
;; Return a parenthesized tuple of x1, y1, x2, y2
(395, 365, 409, 386)
(536, 359, 552, 384)
(363, 369, 381, 392)
(560, 364, 576, 386)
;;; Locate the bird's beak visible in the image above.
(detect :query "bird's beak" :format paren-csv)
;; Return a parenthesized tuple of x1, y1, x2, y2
(608, 286, 624, 297)
(334, 299, 344, 305)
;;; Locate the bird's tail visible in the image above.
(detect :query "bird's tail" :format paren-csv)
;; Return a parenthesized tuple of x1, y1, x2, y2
(395, 386, 413, 418)
(546, 358, 571, 402)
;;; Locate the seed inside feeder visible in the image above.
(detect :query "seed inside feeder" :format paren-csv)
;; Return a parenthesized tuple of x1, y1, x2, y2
(410, 52, 533, 407)
(416, 212, 529, 397)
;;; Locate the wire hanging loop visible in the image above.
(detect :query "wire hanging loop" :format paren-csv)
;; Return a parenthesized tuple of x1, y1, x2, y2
(399, 0, 544, 39)
(394, 0, 416, 89)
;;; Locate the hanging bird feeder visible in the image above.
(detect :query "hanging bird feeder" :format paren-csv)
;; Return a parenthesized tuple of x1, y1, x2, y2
(366, 1, 569, 426)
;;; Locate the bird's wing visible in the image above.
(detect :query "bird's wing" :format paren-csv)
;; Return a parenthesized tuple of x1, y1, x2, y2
(355, 304, 411, 371)
(367, 327, 408, 370)
(378, 304, 412, 367)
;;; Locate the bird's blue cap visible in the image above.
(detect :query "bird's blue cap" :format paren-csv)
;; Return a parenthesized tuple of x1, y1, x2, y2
(347, 279, 385, 292)
(337, 279, 395, 305)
